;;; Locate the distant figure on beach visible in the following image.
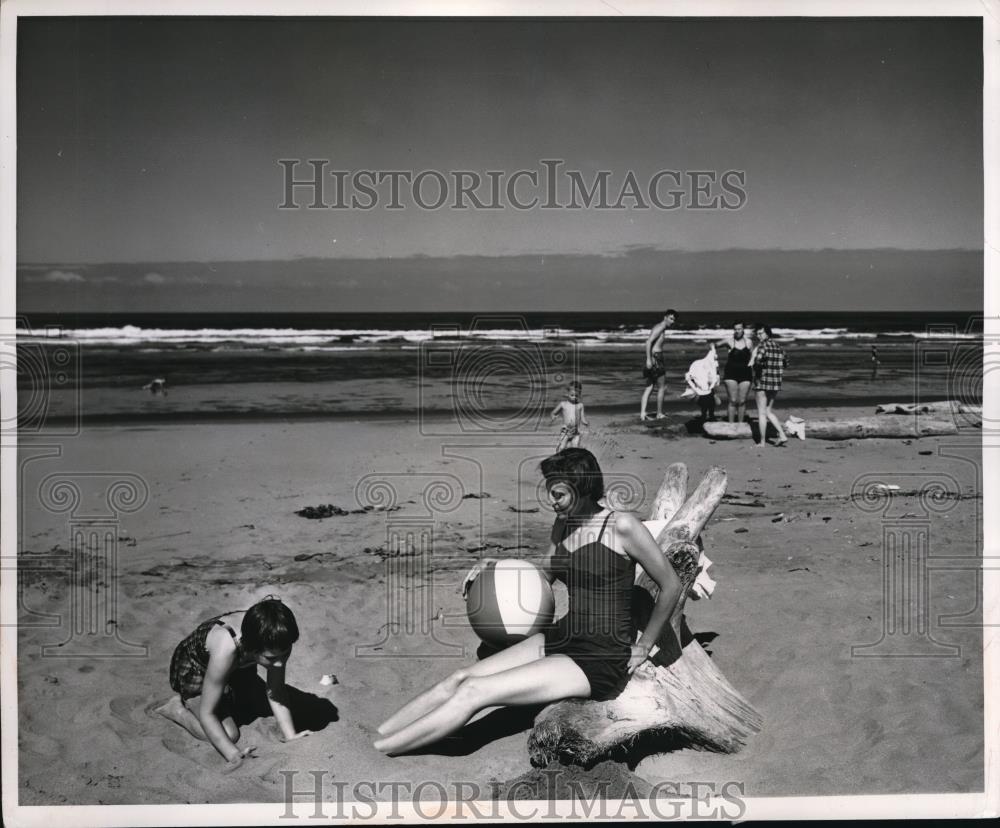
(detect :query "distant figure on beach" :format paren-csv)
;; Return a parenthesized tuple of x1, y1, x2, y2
(551, 381, 589, 451)
(373, 448, 681, 755)
(681, 345, 720, 423)
(143, 378, 168, 395)
(717, 322, 754, 423)
(749, 325, 789, 448)
(155, 597, 311, 770)
(640, 309, 677, 421)
(871, 345, 881, 380)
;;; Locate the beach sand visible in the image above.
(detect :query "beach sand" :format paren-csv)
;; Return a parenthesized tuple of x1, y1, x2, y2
(16, 407, 984, 805)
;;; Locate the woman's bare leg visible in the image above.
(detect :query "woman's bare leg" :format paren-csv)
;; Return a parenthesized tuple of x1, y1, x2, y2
(723, 380, 737, 422)
(755, 389, 768, 446)
(376, 633, 547, 736)
(737, 381, 751, 422)
(765, 393, 788, 442)
(373, 655, 590, 755)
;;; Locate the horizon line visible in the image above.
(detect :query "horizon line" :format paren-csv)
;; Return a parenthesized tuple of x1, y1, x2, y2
(15, 246, 986, 269)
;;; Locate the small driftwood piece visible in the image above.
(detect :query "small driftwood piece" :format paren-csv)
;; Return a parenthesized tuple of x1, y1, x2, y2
(527, 464, 762, 767)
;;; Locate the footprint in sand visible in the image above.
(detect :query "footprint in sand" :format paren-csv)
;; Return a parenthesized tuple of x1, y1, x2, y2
(20, 731, 61, 759)
(105, 702, 159, 751)
(109, 694, 160, 735)
(861, 717, 886, 747)
(159, 734, 206, 766)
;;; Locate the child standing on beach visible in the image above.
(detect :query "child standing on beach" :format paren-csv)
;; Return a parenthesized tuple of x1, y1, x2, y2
(551, 381, 589, 451)
(155, 597, 311, 770)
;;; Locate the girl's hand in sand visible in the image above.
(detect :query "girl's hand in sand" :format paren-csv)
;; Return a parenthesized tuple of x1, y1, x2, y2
(461, 559, 498, 598)
(627, 643, 651, 674)
(284, 729, 313, 743)
(221, 746, 257, 773)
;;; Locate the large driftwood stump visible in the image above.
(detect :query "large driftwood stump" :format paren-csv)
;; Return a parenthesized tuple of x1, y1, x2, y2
(527, 464, 763, 768)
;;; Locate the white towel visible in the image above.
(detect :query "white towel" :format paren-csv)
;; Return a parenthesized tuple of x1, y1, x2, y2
(784, 415, 806, 440)
(681, 345, 720, 398)
(688, 552, 716, 600)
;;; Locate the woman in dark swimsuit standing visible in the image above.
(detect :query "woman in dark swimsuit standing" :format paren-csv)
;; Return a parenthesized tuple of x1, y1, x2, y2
(373, 448, 681, 755)
(717, 322, 754, 423)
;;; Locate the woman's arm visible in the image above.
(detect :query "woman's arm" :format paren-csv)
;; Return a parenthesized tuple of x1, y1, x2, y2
(615, 513, 683, 672)
(199, 642, 242, 761)
(266, 661, 310, 742)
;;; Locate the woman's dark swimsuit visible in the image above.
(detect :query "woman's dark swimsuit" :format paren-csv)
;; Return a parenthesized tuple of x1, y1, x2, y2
(544, 512, 636, 701)
(723, 342, 753, 383)
(169, 613, 254, 702)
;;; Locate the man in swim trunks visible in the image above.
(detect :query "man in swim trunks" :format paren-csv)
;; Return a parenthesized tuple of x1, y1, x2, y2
(640, 309, 677, 421)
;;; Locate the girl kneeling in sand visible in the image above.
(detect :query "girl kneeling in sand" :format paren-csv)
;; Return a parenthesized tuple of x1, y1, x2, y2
(374, 448, 682, 755)
(156, 597, 311, 770)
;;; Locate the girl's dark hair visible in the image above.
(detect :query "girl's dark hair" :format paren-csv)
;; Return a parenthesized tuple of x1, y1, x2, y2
(241, 598, 299, 654)
(570, 380, 582, 391)
(540, 448, 604, 502)
(760, 325, 774, 338)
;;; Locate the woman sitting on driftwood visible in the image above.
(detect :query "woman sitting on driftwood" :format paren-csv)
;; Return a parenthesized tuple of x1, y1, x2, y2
(373, 448, 682, 755)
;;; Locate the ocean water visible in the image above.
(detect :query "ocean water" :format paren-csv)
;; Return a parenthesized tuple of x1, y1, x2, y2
(15, 312, 983, 424)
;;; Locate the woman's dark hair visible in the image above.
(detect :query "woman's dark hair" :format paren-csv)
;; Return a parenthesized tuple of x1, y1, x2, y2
(540, 448, 604, 502)
(241, 598, 299, 654)
(760, 325, 774, 338)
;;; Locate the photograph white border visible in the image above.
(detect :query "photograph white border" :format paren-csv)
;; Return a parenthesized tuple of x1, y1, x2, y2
(1, 0, 996, 823)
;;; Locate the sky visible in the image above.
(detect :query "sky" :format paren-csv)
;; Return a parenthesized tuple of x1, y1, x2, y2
(15, 16, 984, 311)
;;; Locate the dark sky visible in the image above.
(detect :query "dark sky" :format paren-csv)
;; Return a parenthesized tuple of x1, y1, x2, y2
(16, 16, 984, 310)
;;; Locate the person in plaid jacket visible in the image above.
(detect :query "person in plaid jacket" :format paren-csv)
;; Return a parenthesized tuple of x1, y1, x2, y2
(749, 325, 789, 447)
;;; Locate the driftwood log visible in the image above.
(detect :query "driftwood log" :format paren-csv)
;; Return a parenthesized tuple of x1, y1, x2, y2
(875, 400, 981, 425)
(527, 464, 763, 767)
(703, 417, 958, 441)
(786, 416, 958, 440)
(701, 422, 754, 440)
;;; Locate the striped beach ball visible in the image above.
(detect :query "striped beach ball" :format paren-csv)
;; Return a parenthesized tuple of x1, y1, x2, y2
(465, 559, 556, 648)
